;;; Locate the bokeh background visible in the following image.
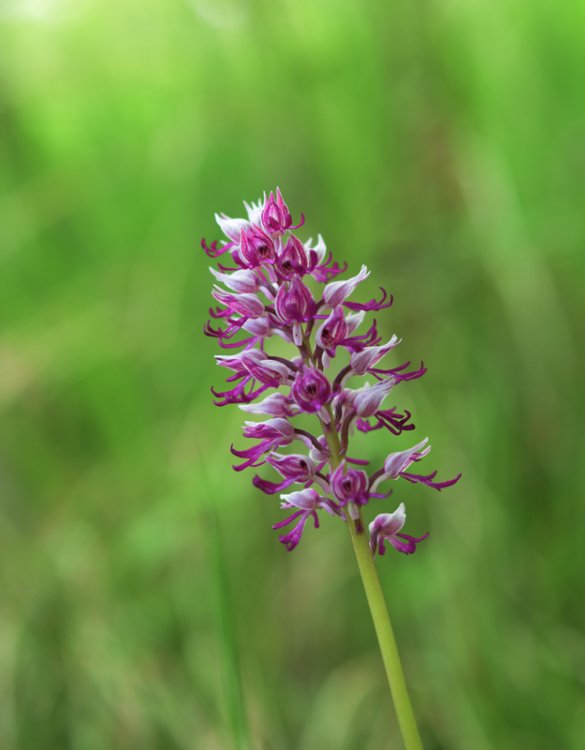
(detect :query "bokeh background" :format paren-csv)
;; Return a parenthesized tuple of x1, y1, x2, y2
(1, 0, 584, 748)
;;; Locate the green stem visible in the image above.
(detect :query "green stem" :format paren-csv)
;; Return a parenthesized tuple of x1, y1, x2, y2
(345, 514, 423, 750)
(323, 415, 424, 750)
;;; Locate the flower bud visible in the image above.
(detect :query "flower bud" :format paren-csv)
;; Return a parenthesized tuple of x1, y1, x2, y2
(262, 188, 292, 233)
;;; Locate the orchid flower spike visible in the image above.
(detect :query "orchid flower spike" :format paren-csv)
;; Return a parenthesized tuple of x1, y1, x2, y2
(203, 188, 460, 553)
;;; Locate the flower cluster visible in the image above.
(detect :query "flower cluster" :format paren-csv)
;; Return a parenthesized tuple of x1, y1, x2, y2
(203, 189, 460, 555)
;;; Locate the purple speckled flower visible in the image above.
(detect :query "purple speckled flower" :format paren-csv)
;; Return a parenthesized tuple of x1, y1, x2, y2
(203, 189, 460, 554)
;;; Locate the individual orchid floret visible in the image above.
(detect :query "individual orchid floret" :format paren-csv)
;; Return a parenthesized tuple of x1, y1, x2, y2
(323, 264, 370, 307)
(216, 350, 282, 383)
(215, 351, 252, 376)
(372, 437, 462, 492)
(211, 287, 265, 318)
(262, 187, 301, 234)
(209, 266, 261, 294)
(211, 351, 274, 405)
(350, 335, 401, 375)
(231, 418, 297, 471)
(382, 438, 432, 478)
(273, 488, 341, 551)
(369, 503, 429, 556)
(239, 350, 293, 387)
(346, 378, 397, 418)
(253, 452, 316, 495)
(329, 462, 391, 522)
(239, 392, 299, 417)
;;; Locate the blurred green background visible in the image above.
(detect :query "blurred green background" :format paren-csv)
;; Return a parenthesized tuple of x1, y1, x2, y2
(1, 0, 584, 748)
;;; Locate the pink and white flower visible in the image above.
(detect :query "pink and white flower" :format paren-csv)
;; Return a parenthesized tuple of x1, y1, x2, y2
(203, 189, 460, 552)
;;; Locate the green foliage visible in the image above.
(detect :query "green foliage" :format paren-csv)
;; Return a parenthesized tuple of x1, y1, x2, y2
(1, 1, 584, 747)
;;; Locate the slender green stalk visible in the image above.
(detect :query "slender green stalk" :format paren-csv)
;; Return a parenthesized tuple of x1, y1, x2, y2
(323, 414, 424, 750)
(345, 512, 423, 750)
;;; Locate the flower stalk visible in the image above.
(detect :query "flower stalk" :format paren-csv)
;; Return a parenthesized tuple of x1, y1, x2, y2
(347, 517, 424, 750)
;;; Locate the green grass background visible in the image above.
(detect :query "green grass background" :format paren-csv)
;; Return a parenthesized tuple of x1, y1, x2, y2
(1, 1, 584, 748)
